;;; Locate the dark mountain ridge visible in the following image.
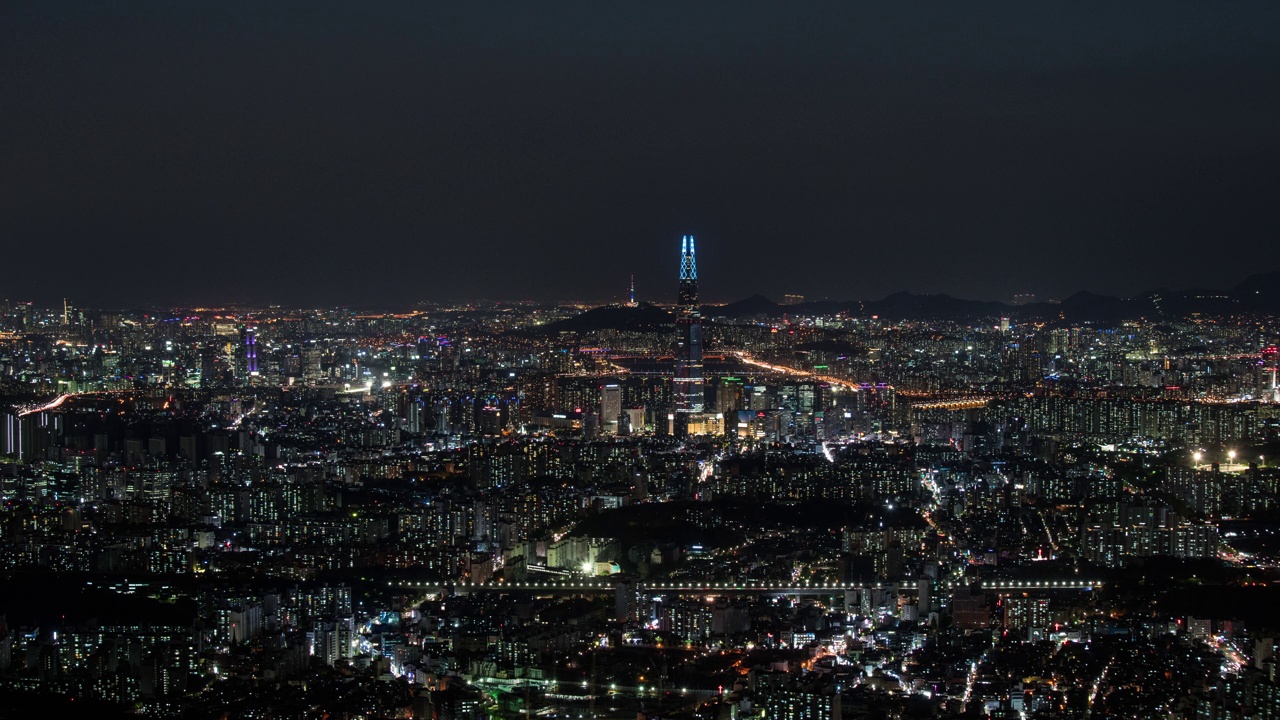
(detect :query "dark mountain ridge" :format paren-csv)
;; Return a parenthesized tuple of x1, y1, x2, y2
(707, 271, 1280, 323)
(537, 272, 1280, 332)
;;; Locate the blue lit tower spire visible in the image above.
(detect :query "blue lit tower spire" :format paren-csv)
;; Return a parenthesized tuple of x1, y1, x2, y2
(680, 236, 697, 280)
(678, 235, 698, 306)
(674, 235, 704, 424)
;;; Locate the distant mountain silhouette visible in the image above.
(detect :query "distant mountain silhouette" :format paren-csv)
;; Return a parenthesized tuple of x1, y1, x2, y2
(862, 291, 1009, 320)
(541, 271, 1280, 331)
(1233, 271, 1280, 311)
(768, 272, 1277, 322)
(702, 294, 783, 318)
(533, 302, 673, 334)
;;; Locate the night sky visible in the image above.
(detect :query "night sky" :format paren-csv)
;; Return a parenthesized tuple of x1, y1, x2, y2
(5, 2, 1280, 307)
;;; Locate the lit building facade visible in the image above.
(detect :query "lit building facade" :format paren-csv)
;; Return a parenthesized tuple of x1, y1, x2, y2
(674, 235, 705, 434)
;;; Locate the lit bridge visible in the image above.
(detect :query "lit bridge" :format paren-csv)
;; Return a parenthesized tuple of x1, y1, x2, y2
(982, 579, 1103, 591)
(386, 578, 1104, 594)
(390, 579, 885, 594)
(910, 397, 992, 411)
(15, 389, 136, 416)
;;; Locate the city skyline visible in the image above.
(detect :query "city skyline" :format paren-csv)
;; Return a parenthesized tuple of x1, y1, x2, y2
(11, 262, 1280, 314)
(3, 219, 1280, 718)
(5, 228, 1280, 309)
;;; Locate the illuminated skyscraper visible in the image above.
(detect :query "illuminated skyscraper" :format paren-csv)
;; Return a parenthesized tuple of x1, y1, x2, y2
(244, 327, 259, 376)
(674, 235, 704, 427)
(600, 383, 622, 435)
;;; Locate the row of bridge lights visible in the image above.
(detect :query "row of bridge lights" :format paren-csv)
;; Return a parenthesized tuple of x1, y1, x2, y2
(389, 580, 865, 589)
(996, 581, 1101, 588)
(388, 579, 1100, 589)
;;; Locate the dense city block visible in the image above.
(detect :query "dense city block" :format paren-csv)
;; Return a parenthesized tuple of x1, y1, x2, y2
(3, 264, 1280, 719)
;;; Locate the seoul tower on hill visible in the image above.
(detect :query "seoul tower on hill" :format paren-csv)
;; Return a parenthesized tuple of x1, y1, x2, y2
(674, 235, 704, 431)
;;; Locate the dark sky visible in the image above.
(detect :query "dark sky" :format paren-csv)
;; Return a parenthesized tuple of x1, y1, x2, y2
(4, 1, 1279, 307)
